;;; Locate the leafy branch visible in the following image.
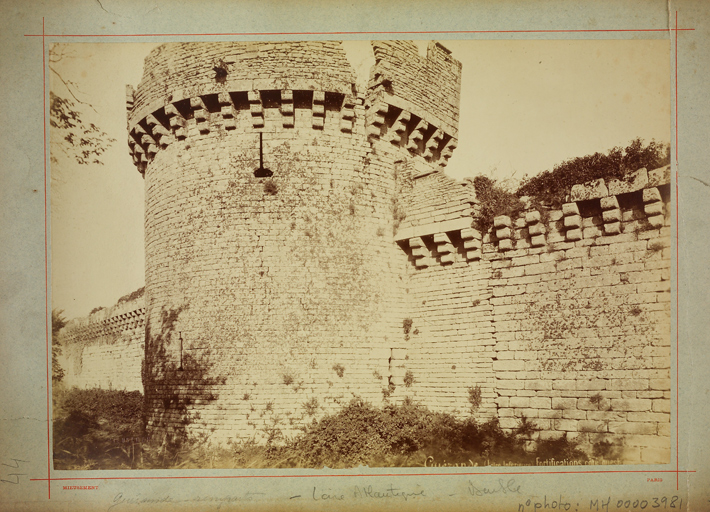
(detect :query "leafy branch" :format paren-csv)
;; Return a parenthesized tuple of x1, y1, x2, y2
(49, 47, 116, 166)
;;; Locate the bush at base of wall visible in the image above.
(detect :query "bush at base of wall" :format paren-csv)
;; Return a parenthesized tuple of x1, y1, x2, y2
(53, 389, 620, 470)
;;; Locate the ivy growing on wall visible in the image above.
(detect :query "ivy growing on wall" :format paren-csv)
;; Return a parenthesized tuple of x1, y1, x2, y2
(52, 309, 67, 383)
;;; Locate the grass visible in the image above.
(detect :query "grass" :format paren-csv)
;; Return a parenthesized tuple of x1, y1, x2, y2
(53, 387, 145, 470)
(303, 397, 319, 416)
(54, 389, 610, 470)
(648, 240, 665, 252)
(589, 393, 604, 408)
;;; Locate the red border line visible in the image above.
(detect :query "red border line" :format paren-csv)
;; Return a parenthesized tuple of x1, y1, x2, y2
(24, 28, 694, 37)
(42, 16, 51, 502)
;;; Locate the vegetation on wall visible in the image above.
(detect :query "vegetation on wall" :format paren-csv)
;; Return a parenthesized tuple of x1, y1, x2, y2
(467, 385, 483, 412)
(116, 286, 145, 305)
(471, 139, 670, 232)
(403, 370, 415, 387)
(52, 309, 67, 383)
(332, 363, 345, 378)
(470, 175, 526, 233)
(516, 138, 670, 208)
(263, 179, 278, 195)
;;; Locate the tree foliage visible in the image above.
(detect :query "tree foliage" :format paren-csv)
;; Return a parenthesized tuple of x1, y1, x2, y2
(470, 138, 671, 232)
(117, 286, 145, 306)
(49, 46, 116, 166)
(516, 138, 670, 208)
(50, 92, 116, 166)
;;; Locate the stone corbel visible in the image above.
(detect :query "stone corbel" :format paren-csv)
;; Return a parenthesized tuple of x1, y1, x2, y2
(248, 91, 264, 128)
(494, 215, 513, 251)
(280, 90, 294, 128)
(190, 97, 210, 134)
(600, 196, 622, 235)
(312, 91, 325, 130)
(164, 103, 187, 139)
(218, 92, 237, 130)
(408, 236, 432, 269)
(562, 203, 582, 241)
(643, 187, 665, 228)
(339, 95, 356, 133)
(525, 210, 547, 247)
(433, 232, 456, 265)
(460, 227, 482, 261)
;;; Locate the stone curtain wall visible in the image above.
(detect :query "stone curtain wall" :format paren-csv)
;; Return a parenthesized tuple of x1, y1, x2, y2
(487, 169, 672, 464)
(396, 165, 672, 464)
(57, 297, 145, 392)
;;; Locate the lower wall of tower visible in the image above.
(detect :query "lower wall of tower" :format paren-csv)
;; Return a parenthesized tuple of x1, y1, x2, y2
(138, 106, 412, 445)
(143, 345, 403, 444)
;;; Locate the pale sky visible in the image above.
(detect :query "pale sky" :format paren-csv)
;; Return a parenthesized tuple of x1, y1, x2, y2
(50, 40, 670, 319)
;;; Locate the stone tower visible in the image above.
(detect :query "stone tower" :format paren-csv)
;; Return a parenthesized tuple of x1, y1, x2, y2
(126, 41, 462, 443)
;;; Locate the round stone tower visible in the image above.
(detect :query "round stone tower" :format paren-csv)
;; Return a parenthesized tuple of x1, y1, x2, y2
(126, 41, 461, 443)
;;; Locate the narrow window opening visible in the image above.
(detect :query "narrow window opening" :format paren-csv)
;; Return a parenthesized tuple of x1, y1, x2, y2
(254, 132, 273, 178)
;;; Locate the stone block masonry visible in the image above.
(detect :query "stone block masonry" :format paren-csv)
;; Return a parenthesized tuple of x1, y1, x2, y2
(58, 297, 145, 392)
(395, 166, 671, 465)
(57, 41, 671, 464)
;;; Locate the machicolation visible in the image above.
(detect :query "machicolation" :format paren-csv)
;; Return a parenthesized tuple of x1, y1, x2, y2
(57, 40, 671, 465)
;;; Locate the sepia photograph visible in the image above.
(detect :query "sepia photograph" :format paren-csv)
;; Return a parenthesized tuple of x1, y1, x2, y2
(49, 38, 673, 471)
